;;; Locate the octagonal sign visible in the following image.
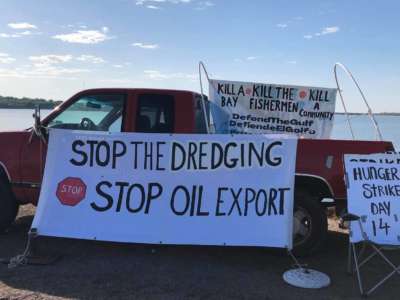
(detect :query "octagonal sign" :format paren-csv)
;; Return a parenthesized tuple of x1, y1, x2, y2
(56, 177, 87, 206)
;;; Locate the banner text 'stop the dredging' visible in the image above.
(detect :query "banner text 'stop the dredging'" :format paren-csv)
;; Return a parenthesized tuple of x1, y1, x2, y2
(69, 138, 286, 171)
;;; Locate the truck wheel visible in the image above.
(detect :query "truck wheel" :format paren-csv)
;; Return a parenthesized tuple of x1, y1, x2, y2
(0, 178, 19, 232)
(292, 190, 327, 256)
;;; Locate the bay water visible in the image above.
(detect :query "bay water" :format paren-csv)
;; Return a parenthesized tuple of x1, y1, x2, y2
(0, 109, 398, 149)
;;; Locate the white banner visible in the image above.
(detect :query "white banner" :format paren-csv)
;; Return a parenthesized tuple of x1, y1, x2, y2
(32, 130, 298, 249)
(209, 79, 337, 139)
(344, 153, 400, 245)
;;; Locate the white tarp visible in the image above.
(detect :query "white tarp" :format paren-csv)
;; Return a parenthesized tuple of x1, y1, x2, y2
(209, 79, 337, 139)
(344, 153, 400, 245)
(32, 129, 298, 249)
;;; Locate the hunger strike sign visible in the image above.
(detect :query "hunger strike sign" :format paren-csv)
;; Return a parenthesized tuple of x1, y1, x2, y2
(32, 129, 297, 249)
(209, 79, 337, 139)
(344, 153, 400, 245)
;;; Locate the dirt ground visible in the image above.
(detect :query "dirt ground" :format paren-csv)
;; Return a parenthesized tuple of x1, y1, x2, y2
(1, 207, 400, 300)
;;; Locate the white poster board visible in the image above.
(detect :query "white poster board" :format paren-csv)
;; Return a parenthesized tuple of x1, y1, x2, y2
(32, 130, 298, 249)
(209, 79, 337, 139)
(344, 153, 400, 245)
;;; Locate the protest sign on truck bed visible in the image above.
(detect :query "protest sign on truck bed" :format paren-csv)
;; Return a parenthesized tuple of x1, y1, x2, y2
(209, 79, 337, 139)
(32, 129, 298, 249)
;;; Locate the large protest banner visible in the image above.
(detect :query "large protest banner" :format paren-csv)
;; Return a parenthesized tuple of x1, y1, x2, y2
(32, 129, 298, 249)
(344, 153, 400, 245)
(209, 79, 337, 139)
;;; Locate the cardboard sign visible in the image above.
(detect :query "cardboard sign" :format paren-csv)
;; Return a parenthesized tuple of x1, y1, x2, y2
(32, 129, 298, 249)
(344, 153, 400, 245)
(209, 79, 337, 139)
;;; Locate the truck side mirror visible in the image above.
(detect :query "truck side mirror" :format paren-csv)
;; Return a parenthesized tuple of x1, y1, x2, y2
(32, 105, 41, 136)
(30, 105, 47, 144)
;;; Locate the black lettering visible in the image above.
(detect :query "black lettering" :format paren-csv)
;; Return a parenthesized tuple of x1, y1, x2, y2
(211, 143, 223, 169)
(156, 142, 166, 171)
(115, 181, 129, 212)
(95, 141, 110, 167)
(255, 190, 267, 216)
(248, 142, 263, 167)
(131, 141, 143, 169)
(244, 188, 256, 216)
(171, 142, 186, 171)
(196, 185, 209, 216)
(198, 142, 208, 170)
(266, 141, 282, 166)
(224, 142, 238, 168)
(363, 183, 373, 199)
(92, 181, 113, 212)
(87, 140, 98, 167)
(126, 184, 146, 213)
(170, 185, 190, 216)
(216, 187, 228, 216)
(268, 188, 278, 215)
(145, 182, 163, 214)
(144, 142, 153, 170)
(228, 188, 242, 216)
(112, 140, 126, 169)
(188, 142, 198, 170)
(70, 140, 88, 166)
(278, 188, 289, 215)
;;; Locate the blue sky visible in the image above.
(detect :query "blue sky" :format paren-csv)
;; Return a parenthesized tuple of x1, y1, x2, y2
(0, 0, 399, 112)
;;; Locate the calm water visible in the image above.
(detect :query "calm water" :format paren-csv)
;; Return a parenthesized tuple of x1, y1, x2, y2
(0, 109, 399, 149)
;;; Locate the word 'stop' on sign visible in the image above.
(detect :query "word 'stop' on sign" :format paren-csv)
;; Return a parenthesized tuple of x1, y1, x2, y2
(56, 177, 87, 206)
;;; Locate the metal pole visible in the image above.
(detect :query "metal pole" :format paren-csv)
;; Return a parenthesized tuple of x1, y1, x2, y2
(287, 249, 307, 272)
(334, 63, 383, 141)
(334, 64, 356, 140)
(199, 61, 211, 134)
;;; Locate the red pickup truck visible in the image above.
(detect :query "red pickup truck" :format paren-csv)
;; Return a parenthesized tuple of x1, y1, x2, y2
(0, 88, 394, 255)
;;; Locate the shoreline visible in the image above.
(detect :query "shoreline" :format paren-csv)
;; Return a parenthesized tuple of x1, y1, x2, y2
(1, 106, 400, 117)
(335, 112, 400, 116)
(3, 109, 400, 115)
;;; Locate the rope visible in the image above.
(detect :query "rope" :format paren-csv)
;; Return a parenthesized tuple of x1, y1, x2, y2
(8, 229, 36, 269)
(8, 240, 31, 269)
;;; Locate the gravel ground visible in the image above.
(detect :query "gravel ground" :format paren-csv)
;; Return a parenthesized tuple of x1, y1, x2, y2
(1, 206, 400, 300)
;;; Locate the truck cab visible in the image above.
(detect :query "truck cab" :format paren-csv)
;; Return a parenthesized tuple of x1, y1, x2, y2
(0, 88, 394, 255)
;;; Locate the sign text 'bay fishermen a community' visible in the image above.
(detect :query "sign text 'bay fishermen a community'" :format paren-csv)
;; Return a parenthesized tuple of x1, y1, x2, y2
(209, 79, 337, 139)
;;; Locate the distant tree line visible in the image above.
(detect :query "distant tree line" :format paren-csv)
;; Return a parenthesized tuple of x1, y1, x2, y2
(0, 95, 62, 109)
(336, 112, 400, 116)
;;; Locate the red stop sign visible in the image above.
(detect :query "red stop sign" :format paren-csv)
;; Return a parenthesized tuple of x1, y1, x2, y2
(56, 177, 87, 206)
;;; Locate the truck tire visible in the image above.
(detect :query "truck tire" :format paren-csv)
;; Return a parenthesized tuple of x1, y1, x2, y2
(0, 178, 19, 232)
(292, 190, 327, 256)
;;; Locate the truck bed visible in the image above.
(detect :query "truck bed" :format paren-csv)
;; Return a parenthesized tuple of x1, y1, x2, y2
(296, 139, 394, 200)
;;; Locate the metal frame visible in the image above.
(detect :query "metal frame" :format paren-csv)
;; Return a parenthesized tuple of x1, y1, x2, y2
(198, 61, 211, 134)
(334, 63, 383, 141)
(0, 161, 11, 181)
(346, 215, 400, 296)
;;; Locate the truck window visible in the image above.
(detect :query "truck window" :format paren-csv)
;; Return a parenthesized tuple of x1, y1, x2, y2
(136, 94, 174, 133)
(47, 94, 125, 132)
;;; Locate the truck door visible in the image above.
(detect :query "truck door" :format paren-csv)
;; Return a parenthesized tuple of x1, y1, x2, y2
(19, 92, 129, 204)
